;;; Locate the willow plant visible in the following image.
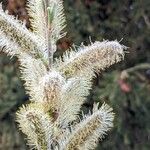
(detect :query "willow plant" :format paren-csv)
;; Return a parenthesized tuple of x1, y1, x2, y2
(0, 0, 126, 149)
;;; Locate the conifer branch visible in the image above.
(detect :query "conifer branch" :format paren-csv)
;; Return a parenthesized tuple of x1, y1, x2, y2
(47, 0, 66, 67)
(80, 103, 115, 149)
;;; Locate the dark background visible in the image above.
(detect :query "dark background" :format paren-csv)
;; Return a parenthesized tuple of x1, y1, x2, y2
(0, 0, 150, 149)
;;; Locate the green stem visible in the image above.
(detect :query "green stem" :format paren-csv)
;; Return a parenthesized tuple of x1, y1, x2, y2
(124, 63, 150, 73)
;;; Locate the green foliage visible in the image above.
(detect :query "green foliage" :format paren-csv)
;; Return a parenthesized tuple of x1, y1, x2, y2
(63, 2, 150, 148)
(0, 54, 26, 149)
(64, 0, 150, 65)
(0, 54, 25, 119)
(0, 117, 26, 150)
(93, 69, 150, 150)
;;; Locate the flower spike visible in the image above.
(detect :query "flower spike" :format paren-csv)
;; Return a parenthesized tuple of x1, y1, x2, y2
(0, 1, 126, 149)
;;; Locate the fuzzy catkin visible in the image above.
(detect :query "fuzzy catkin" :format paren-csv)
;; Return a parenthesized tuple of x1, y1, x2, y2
(40, 71, 65, 112)
(27, 0, 47, 40)
(0, 0, 126, 149)
(19, 54, 48, 102)
(16, 103, 52, 149)
(62, 103, 114, 150)
(56, 76, 92, 127)
(0, 31, 21, 56)
(0, 7, 46, 59)
(56, 41, 125, 78)
(64, 116, 100, 150)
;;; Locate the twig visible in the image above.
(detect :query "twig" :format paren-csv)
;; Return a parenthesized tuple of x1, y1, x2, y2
(43, 0, 53, 69)
(124, 63, 150, 73)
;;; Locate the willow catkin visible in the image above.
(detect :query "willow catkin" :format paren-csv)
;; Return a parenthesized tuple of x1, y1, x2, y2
(0, 6, 46, 58)
(16, 103, 52, 149)
(55, 41, 126, 78)
(40, 71, 65, 112)
(62, 103, 114, 150)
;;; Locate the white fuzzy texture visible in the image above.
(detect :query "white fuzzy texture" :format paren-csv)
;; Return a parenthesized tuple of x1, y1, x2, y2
(54, 41, 126, 78)
(39, 70, 65, 110)
(19, 54, 48, 101)
(80, 103, 114, 149)
(0, 1, 126, 149)
(60, 103, 114, 150)
(0, 5, 48, 60)
(56, 76, 92, 128)
(26, 0, 66, 57)
(0, 31, 21, 56)
(16, 104, 53, 149)
(27, 0, 48, 40)
(49, 0, 66, 42)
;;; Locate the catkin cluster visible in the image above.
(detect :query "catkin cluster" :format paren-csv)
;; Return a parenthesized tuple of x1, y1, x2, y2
(0, 1, 126, 150)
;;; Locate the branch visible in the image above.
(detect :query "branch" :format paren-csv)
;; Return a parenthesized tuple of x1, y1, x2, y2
(123, 63, 150, 73)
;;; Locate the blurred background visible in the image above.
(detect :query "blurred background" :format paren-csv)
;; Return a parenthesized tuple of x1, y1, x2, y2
(0, 0, 150, 150)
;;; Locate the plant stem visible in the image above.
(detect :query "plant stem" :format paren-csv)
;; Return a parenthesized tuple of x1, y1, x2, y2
(43, 0, 53, 69)
(124, 63, 150, 73)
